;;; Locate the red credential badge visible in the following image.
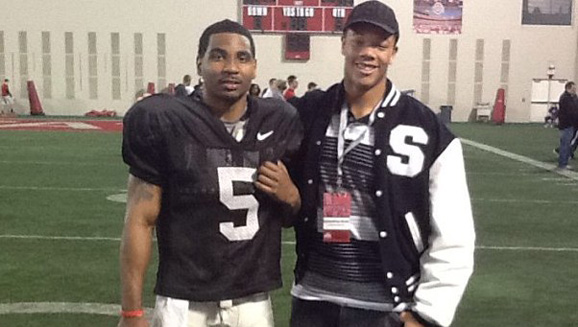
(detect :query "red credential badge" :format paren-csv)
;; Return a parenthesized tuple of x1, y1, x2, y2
(322, 192, 352, 243)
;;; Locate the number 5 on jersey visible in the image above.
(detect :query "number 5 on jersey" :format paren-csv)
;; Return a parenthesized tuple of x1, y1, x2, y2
(217, 167, 260, 241)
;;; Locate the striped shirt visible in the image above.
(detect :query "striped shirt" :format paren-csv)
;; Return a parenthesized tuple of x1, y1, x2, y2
(293, 101, 392, 310)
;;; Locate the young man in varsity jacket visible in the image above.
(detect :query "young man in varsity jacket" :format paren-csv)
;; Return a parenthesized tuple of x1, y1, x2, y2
(288, 1, 475, 327)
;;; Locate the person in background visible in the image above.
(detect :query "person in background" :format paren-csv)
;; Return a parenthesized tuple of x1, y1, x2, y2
(288, 2, 475, 327)
(556, 81, 578, 170)
(306, 82, 318, 93)
(1, 78, 14, 113)
(118, 19, 302, 327)
(271, 79, 287, 101)
(284, 75, 298, 100)
(544, 105, 558, 128)
(261, 78, 277, 98)
(175, 74, 194, 97)
(193, 78, 203, 93)
(249, 83, 261, 97)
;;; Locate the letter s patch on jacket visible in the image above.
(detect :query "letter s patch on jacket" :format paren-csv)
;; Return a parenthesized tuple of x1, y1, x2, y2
(387, 125, 429, 177)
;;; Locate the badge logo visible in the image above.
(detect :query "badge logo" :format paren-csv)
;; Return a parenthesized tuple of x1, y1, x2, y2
(257, 130, 274, 141)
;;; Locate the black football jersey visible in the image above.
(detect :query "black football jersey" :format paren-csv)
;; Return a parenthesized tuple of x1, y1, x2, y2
(122, 94, 303, 301)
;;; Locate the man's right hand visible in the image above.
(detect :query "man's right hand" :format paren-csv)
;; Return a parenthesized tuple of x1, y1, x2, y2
(399, 312, 425, 327)
(117, 316, 149, 327)
(255, 160, 301, 212)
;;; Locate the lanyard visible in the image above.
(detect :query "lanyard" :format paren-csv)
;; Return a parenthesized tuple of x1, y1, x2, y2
(336, 100, 382, 187)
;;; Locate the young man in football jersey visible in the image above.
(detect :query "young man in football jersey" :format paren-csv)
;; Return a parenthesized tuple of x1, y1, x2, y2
(118, 19, 302, 327)
(288, 1, 475, 327)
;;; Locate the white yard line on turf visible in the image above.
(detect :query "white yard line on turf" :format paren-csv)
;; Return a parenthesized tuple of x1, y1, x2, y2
(0, 302, 120, 315)
(0, 302, 152, 318)
(3, 183, 572, 205)
(0, 185, 125, 192)
(472, 198, 578, 204)
(0, 234, 123, 242)
(461, 138, 578, 180)
(468, 172, 546, 176)
(1, 234, 577, 252)
(0, 160, 119, 166)
(476, 245, 578, 252)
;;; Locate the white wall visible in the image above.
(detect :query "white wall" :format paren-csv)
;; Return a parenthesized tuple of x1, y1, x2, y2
(1, 0, 577, 121)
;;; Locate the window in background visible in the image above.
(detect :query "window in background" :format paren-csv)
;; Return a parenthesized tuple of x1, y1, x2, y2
(522, 0, 573, 25)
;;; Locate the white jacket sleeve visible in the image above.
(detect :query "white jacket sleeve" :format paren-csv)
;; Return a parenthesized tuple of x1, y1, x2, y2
(413, 138, 476, 327)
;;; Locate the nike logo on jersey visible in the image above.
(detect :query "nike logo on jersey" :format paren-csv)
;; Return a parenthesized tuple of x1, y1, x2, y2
(257, 130, 274, 141)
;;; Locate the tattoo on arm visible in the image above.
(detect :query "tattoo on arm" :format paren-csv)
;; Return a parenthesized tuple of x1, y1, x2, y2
(133, 179, 155, 204)
(125, 175, 161, 225)
(127, 175, 159, 206)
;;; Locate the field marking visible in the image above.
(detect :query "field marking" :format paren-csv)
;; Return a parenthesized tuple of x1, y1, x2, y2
(0, 234, 123, 242)
(0, 185, 125, 192)
(472, 198, 578, 204)
(107, 193, 127, 203)
(476, 245, 578, 252)
(0, 302, 152, 318)
(0, 302, 119, 316)
(468, 172, 549, 176)
(540, 177, 573, 181)
(0, 120, 122, 131)
(461, 139, 578, 181)
(1, 234, 578, 252)
(0, 160, 119, 166)
(4, 183, 576, 205)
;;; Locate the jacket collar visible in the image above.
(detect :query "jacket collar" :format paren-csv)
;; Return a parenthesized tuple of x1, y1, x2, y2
(330, 79, 401, 114)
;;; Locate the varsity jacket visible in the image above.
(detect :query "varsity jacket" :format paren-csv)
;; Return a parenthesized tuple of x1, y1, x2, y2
(290, 81, 475, 327)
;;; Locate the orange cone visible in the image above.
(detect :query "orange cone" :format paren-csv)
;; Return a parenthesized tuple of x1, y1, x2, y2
(27, 80, 45, 115)
(492, 88, 505, 125)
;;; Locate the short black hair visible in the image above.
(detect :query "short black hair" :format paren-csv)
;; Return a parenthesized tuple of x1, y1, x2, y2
(565, 81, 575, 90)
(287, 75, 297, 84)
(197, 19, 256, 59)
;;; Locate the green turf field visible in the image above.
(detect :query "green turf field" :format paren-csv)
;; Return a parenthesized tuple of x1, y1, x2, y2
(1, 123, 577, 326)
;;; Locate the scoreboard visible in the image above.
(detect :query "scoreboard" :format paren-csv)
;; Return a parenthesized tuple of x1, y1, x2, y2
(242, 0, 354, 34)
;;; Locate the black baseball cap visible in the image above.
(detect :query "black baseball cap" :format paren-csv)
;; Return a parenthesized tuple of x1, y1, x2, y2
(344, 1, 399, 40)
